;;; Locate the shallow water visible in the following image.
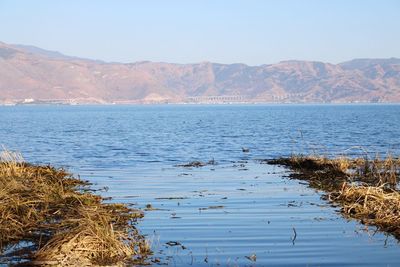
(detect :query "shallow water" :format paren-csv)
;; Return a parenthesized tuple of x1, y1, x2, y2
(1, 104, 400, 266)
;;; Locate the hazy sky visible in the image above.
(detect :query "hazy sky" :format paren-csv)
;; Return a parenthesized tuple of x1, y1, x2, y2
(0, 0, 399, 65)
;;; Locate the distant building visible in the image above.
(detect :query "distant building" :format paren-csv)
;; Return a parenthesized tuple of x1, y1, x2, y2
(23, 98, 35, 103)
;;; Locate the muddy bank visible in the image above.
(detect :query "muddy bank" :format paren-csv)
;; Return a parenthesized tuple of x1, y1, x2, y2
(0, 151, 150, 266)
(267, 155, 400, 239)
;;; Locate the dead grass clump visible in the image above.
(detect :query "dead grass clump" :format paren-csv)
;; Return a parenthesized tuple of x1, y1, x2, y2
(0, 150, 150, 266)
(34, 206, 149, 266)
(332, 183, 400, 239)
(268, 154, 399, 190)
(268, 153, 400, 239)
(358, 155, 399, 189)
(267, 155, 351, 191)
(268, 155, 350, 174)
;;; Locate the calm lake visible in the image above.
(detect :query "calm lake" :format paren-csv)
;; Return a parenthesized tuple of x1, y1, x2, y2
(1, 104, 400, 266)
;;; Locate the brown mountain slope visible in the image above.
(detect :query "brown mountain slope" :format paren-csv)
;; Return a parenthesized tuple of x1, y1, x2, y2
(0, 42, 399, 104)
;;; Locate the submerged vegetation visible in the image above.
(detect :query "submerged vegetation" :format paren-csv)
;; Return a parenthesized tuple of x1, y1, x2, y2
(0, 151, 150, 266)
(176, 159, 216, 168)
(268, 154, 400, 239)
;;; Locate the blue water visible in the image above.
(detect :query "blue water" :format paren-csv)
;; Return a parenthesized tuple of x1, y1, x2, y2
(1, 104, 400, 266)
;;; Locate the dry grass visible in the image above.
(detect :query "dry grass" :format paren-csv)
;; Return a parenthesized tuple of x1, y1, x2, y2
(267, 155, 350, 191)
(268, 153, 400, 239)
(358, 155, 399, 188)
(269, 154, 399, 189)
(332, 183, 400, 239)
(0, 150, 150, 266)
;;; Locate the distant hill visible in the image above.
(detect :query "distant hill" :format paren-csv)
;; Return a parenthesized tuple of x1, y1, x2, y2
(0, 41, 399, 104)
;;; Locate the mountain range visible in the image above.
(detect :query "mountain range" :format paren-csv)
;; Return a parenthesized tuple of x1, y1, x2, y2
(1, 41, 399, 104)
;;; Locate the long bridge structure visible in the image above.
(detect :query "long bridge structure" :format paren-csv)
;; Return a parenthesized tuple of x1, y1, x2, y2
(186, 95, 250, 103)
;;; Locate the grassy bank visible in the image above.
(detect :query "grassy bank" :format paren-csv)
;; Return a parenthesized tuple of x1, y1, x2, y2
(0, 151, 150, 266)
(267, 154, 400, 239)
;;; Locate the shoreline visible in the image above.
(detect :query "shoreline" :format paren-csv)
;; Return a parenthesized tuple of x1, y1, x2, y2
(2, 102, 400, 107)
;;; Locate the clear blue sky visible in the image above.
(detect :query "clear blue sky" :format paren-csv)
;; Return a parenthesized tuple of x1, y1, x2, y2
(0, 0, 399, 65)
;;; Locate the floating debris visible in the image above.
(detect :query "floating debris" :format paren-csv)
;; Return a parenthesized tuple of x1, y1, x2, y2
(144, 203, 163, 211)
(242, 147, 250, 153)
(245, 253, 256, 262)
(291, 227, 297, 245)
(199, 205, 225, 211)
(178, 173, 192, 176)
(176, 159, 217, 168)
(165, 241, 182, 247)
(155, 196, 189, 200)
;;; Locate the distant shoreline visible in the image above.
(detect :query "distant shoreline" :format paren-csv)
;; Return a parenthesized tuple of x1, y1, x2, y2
(2, 100, 400, 106)
(2, 42, 400, 105)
